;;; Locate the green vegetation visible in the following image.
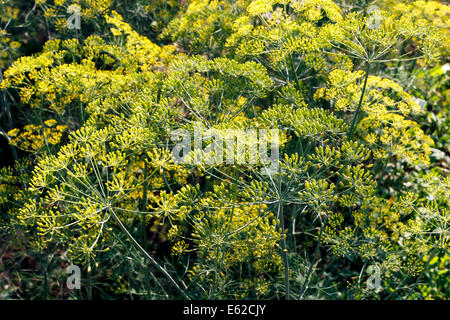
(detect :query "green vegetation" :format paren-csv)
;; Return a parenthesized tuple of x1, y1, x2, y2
(0, 0, 448, 300)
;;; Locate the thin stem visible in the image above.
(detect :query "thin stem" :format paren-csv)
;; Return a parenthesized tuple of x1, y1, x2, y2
(0, 79, 19, 162)
(300, 221, 324, 299)
(140, 162, 152, 299)
(228, 165, 239, 224)
(141, 161, 149, 251)
(278, 201, 290, 300)
(39, 251, 49, 299)
(348, 63, 371, 141)
(87, 259, 93, 300)
(404, 248, 438, 300)
(289, 53, 300, 91)
(110, 209, 190, 299)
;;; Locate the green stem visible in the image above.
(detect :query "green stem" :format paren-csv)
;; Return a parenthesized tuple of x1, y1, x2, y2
(39, 251, 49, 299)
(141, 162, 149, 250)
(140, 162, 152, 299)
(405, 248, 438, 300)
(300, 221, 324, 299)
(278, 201, 290, 300)
(289, 54, 301, 91)
(110, 209, 190, 299)
(348, 63, 370, 141)
(0, 86, 19, 162)
(228, 165, 239, 224)
(87, 259, 92, 300)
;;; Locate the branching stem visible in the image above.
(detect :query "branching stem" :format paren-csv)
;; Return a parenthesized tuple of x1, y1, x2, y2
(348, 63, 371, 141)
(110, 209, 190, 299)
(278, 201, 290, 300)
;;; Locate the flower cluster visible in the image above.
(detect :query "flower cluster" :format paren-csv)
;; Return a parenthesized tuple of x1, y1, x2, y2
(0, 0, 448, 300)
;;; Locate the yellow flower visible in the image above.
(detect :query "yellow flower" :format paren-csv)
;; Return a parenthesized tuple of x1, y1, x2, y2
(44, 119, 58, 127)
(171, 240, 189, 255)
(7, 128, 20, 137)
(9, 41, 20, 49)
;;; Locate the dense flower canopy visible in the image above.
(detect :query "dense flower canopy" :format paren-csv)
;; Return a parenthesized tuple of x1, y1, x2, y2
(0, 0, 448, 300)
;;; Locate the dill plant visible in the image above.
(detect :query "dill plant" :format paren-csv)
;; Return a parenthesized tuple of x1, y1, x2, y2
(0, 0, 448, 299)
